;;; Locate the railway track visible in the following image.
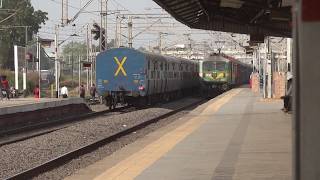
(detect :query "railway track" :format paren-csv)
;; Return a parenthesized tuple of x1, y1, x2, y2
(5, 99, 205, 180)
(0, 105, 133, 146)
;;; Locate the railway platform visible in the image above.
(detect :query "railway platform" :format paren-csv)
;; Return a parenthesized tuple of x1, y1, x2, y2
(66, 87, 292, 180)
(0, 98, 85, 115)
(0, 98, 90, 131)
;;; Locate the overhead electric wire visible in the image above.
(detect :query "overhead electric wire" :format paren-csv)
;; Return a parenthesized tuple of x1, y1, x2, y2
(69, 0, 96, 24)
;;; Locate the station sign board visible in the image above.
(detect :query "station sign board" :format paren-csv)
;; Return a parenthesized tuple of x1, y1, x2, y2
(82, 62, 92, 68)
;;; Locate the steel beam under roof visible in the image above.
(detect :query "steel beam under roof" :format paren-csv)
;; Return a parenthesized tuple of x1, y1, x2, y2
(153, 0, 292, 37)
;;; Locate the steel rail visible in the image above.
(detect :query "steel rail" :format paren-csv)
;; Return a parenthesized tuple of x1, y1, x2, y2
(6, 99, 205, 180)
(0, 106, 131, 146)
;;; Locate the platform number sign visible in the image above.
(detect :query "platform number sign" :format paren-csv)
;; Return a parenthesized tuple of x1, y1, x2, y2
(114, 57, 127, 76)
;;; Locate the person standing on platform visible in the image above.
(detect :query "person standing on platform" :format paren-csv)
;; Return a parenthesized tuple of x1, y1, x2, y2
(90, 84, 97, 100)
(79, 84, 85, 98)
(281, 76, 293, 113)
(1, 76, 10, 100)
(33, 85, 40, 99)
(61, 86, 68, 98)
(0, 76, 3, 100)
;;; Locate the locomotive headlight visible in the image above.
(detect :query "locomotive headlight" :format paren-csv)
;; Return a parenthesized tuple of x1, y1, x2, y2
(139, 85, 145, 91)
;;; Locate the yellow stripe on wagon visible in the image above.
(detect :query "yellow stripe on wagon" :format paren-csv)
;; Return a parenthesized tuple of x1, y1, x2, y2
(114, 57, 127, 76)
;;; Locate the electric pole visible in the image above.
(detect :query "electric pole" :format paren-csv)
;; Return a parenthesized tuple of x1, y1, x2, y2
(78, 55, 81, 93)
(100, 0, 108, 51)
(62, 0, 68, 25)
(128, 16, 133, 48)
(54, 25, 59, 98)
(37, 35, 41, 98)
(115, 15, 120, 48)
(86, 24, 90, 90)
(90, 28, 93, 87)
(184, 33, 192, 59)
(159, 32, 162, 54)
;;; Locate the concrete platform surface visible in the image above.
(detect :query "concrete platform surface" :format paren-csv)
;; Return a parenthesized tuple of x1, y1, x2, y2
(65, 88, 292, 180)
(0, 98, 85, 115)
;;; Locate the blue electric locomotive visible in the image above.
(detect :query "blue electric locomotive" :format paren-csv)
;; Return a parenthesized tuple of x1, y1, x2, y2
(96, 48, 199, 109)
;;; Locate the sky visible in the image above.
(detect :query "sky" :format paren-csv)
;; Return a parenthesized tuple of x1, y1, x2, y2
(31, 0, 184, 48)
(30, 0, 248, 52)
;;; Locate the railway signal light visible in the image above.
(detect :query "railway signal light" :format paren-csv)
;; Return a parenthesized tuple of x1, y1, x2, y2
(91, 23, 106, 51)
(91, 23, 101, 40)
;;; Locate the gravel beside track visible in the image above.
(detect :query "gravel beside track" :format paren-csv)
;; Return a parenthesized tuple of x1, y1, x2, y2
(0, 97, 201, 179)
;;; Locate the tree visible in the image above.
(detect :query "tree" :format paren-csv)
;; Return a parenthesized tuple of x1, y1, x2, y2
(0, 0, 48, 69)
(62, 39, 116, 58)
(62, 41, 88, 58)
(138, 46, 147, 52)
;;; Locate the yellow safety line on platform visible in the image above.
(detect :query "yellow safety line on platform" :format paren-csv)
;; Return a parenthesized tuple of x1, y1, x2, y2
(94, 89, 242, 180)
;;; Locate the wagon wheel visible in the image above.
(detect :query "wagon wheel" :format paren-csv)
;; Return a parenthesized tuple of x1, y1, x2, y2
(112, 97, 117, 109)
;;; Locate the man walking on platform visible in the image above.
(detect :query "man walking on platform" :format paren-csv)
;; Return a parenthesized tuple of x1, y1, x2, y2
(61, 86, 68, 98)
(33, 85, 40, 99)
(90, 84, 97, 100)
(281, 75, 293, 113)
(79, 84, 85, 99)
(1, 76, 10, 100)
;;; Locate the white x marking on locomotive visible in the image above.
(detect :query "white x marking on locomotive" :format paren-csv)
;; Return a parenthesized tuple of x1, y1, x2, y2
(114, 57, 127, 76)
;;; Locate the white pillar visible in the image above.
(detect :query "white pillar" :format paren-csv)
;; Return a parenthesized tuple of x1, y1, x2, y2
(267, 37, 272, 98)
(287, 38, 292, 74)
(14, 45, 19, 90)
(23, 69, 26, 90)
(294, 0, 320, 179)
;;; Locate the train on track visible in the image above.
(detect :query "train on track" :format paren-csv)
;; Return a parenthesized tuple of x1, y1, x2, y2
(96, 48, 251, 108)
(199, 53, 252, 95)
(96, 48, 199, 109)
